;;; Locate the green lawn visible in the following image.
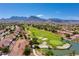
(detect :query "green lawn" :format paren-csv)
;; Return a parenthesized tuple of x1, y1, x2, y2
(24, 25, 65, 47)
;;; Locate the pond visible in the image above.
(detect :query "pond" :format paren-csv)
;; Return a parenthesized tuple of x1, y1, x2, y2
(52, 41, 79, 56)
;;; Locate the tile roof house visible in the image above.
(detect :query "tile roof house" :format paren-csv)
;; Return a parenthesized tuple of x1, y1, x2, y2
(71, 34, 79, 39)
(0, 34, 14, 47)
(57, 30, 72, 35)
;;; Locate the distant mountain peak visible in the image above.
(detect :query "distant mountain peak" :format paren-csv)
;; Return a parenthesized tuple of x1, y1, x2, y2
(10, 16, 27, 19)
(0, 16, 79, 24)
(27, 16, 46, 21)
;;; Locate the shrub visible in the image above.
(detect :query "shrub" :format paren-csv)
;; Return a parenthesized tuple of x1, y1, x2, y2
(43, 49, 54, 56)
(46, 50, 54, 56)
(32, 37, 39, 44)
(2, 46, 9, 53)
(65, 34, 70, 38)
(24, 47, 31, 55)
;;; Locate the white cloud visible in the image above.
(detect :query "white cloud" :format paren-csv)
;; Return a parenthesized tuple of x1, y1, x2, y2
(36, 14, 44, 17)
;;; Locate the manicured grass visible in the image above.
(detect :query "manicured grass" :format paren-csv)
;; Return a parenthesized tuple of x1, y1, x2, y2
(25, 26, 64, 47)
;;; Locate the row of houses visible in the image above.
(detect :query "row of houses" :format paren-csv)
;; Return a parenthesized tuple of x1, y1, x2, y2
(57, 30, 79, 40)
(0, 25, 19, 48)
(0, 25, 23, 56)
(8, 25, 29, 56)
(9, 39, 29, 56)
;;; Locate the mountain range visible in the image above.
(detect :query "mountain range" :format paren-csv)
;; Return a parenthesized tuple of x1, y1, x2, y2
(0, 16, 79, 23)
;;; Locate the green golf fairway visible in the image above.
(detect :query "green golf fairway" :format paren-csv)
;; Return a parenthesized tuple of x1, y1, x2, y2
(25, 26, 64, 47)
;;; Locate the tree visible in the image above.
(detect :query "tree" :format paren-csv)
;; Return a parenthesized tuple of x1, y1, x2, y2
(24, 47, 31, 56)
(0, 47, 2, 51)
(73, 31, 79, 35)
(32, 37, 39, 44)
(65, 34, 70, 38)
(27, 27, 29, 30)
(45, 50, 54, 56)
(10, 29, 14, 34)
(2, 46, 9, 54)
(61, 37, 64, 41)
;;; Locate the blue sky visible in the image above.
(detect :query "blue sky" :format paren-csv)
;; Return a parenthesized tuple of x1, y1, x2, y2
(0, 3, 79, 20)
